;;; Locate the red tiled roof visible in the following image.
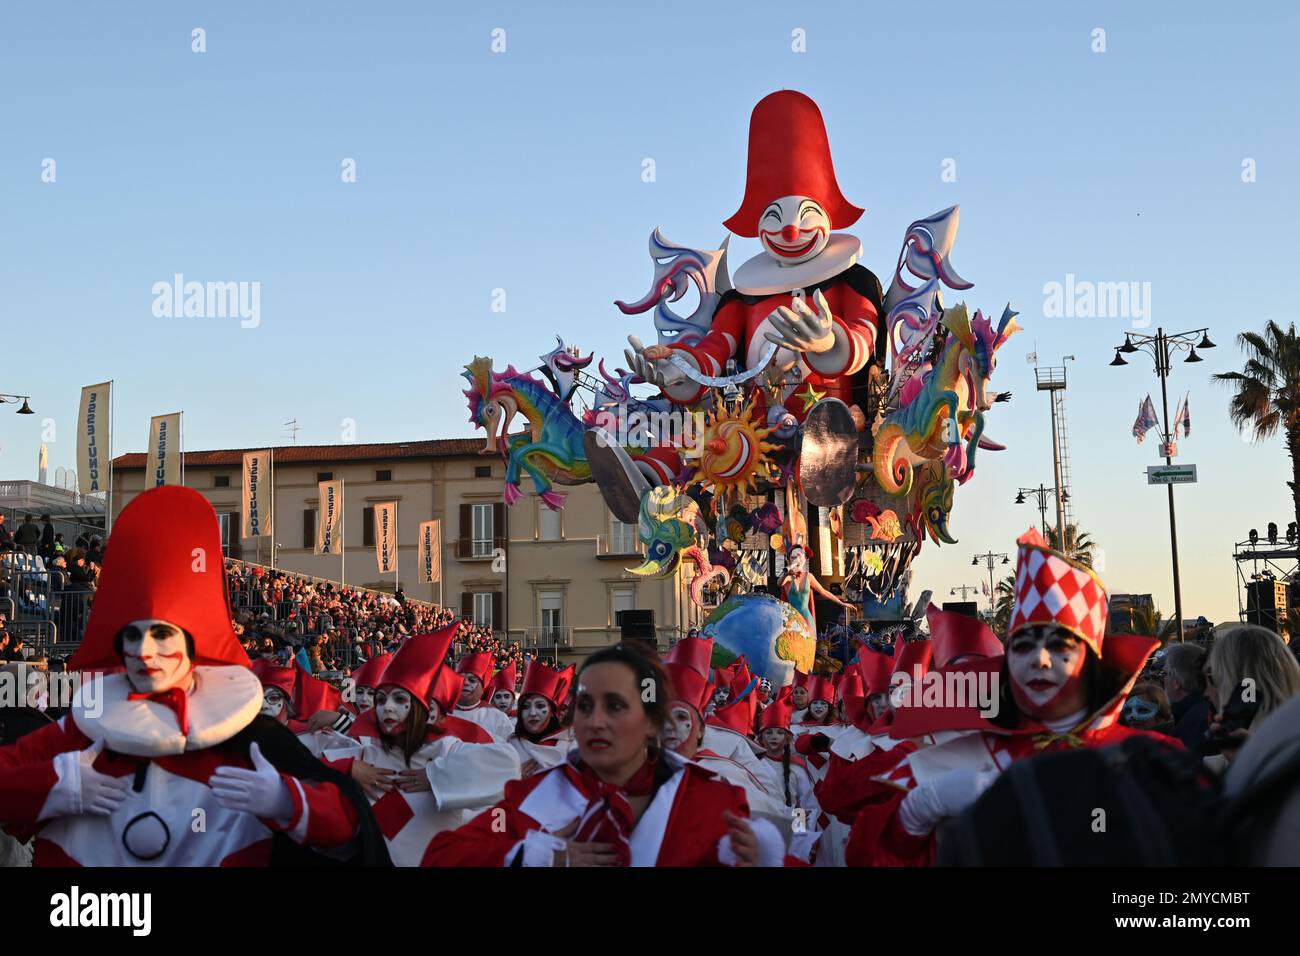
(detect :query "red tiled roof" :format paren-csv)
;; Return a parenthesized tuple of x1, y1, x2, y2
(113, 438, 483, 469)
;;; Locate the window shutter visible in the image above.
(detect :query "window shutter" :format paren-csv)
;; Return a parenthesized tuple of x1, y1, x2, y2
(492, 592, 503, 632)
(493, 503, 505, 547)
(363, 506, 375, 547)
(229, 511, 242, 559)
(459, 503, 471, 555)
(461, 591, 472, 619)
(303, 509, 315, 549)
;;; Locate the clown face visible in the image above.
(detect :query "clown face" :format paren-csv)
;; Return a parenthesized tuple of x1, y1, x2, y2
(121, 619, 192, 694)
(261, 686, 289, 722)
(459, 674, 483, 707)
(520, 695, 552, 735)
(662, 702, 699, 756)
(866, 692, 891, 725)
(759, 726, 790, 756)
(787, 547, 808, 575)
(375, 687, 413, 735)
(808, 699, 831, 721)
(492, 689, 515, 713)
(713, 687, 731, 708)
(791, 686, 810, 710)
(1007, 625, 1089, 721)
(759, 196, 831, 265)
(356, 686, 375, 712)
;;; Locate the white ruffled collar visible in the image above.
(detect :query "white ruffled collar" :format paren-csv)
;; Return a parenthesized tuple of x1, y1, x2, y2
(71, 666, 264, 757)
(731, 234, 861, 296)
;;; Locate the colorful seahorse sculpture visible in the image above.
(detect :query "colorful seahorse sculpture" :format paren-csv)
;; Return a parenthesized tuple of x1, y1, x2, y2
(872, 304, 1018, 497)
(627, 487, 731, 608)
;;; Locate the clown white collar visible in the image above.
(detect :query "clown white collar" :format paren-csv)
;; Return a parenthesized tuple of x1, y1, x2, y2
(71, 665, 264, 757)
(732, 233, 861, 296)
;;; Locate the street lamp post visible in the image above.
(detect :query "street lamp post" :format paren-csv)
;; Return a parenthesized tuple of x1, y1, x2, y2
(950, 585, 980, 601)
(1109, 326, 1215, 644)
(1015, 485, 1068, 540)
(972, 550, 1011, 615)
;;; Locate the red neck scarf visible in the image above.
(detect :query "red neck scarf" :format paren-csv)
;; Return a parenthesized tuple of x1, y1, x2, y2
(127, 685, 190, 736)
(562, 755, 658, 867)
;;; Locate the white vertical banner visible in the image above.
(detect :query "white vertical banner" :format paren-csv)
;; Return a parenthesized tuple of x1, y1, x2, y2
(241, 450, 272, 538)
(317, 480, 343, 555)
(77, 382, 111, 496)
(374, 500, 397, 575)
(147, 412, 183, 488)
(418, 519, 441, 584)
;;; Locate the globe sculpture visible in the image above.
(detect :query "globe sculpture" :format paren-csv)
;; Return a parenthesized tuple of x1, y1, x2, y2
(701, 592, 815, 688)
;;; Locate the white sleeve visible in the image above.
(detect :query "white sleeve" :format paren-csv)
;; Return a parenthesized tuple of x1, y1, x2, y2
(506, 829, 566, 867)
(426, 740, 521, 812)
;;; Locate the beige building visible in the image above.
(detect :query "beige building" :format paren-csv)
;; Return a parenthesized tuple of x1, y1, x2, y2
(111, 440, 704, 662)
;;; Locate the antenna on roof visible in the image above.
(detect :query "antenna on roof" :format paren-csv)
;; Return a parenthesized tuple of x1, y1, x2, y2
(282, 418, 300, 444)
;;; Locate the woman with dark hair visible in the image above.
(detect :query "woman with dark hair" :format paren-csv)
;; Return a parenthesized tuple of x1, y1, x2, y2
(423, 641, 784, 866)
(509, 658, 574, 776)
(845, 529, 1180, 867)
(324, 626, 520, 866)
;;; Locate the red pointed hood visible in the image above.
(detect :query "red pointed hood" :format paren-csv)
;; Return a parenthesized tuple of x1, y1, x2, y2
(665, 636, 715, 677)
(759, 694, 794, 732)
(1009, 527, 1108, 656)
(927, 604, 1002, 668)
(520, 659, 567, 708)
(251, 658, 296, 698)
(352, 652, 393, 691)
(665, 661, 713, 716)
(70, 486, 249, 673)
(379, 625, 457, 709)
(723, 90, 864, 238)
(488, 661, 518, 698)
(857, 649, 894, 697)
(456, 651, 495, 688)
(294, 666, 342, 719)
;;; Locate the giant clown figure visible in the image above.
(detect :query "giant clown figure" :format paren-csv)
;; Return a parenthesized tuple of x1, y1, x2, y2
(627, 90, 884, 438)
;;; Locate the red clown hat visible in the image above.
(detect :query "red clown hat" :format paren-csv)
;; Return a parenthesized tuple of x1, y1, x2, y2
(251, 658, 296, 698)
(352, 652, 393, 691)
(488, 661, 518, 698)
(759, 695, 794, 732)
(723, 90, 864, 238)
(520, 659, 567, 708)
(805, 674, 835, 704)
(893, 635, 934, 681)
(927, 604, 1003, 668)
(664, 636, 714, 677)
(1008, 528, 1108, 656)
(791, 669, 811, 691)
(294, 667, 342, 719)
(70, 486, 249, 673)
(857, 650, 894, 697)
(456, 651, 494, 688)
(665, 661, 713, 716)
(379, 625, 457, 708)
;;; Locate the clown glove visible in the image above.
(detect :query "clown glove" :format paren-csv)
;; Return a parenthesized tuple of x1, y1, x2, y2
(43, 739, 130, 819)
(210, 742, 293, 821)
(898, 767, 998, 837)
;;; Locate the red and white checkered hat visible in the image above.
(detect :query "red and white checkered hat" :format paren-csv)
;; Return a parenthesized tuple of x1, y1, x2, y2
(1009, 527, 1108, 656)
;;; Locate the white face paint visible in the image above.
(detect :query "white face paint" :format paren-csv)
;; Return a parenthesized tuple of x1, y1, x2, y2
(867, 692, 891, 724)
(760, 727, 789, 755)
(758, 196, 830, 265)
(520, 695, 552, 735)
(492, 690, 515, 712)
(356, 687, 375, 712)
(661, 702, 697, 753)
(1007, 625, 1088, 718)
(375, 687, 413, 735)
(809, 700, 830, 721)
(787, 548, 808, 575)
(791, 686, 810, 710)
(121, 619, 192, 694)
(459, 674, 483, 707)
(261, 686, 288, 721)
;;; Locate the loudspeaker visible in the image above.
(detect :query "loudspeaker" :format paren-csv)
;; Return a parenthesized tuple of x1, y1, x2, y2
(617, 609, 656, 641)
(942, 601, 979, 619)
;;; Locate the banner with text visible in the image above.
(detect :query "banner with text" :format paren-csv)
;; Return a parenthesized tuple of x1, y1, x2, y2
(241, 450, 272, 538)
(316, 480, 343, 555)
(147, 412, 183, 489)
(374, 501, 397, 574)
(418, 519, 441, 583)
(76, 382, 112, 496)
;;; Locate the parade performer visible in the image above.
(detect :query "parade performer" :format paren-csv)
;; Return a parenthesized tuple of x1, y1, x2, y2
(455, 650, 517, 743)
(755, 694, 822, 861)
(327, 626, 520, 866)
(626, 90, 884, 429)
(348, 652, 392, 715)
(781, 544, 853, 634)
(488, 661, 518, 716)
(845, 529, 1176, 866)
(510, 659, 576, 777)
(422, 642, 785, 867)
(0, 486, 385, 866)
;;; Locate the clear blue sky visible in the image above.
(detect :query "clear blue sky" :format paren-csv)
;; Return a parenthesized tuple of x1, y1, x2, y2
(2, 1, 1297, 624)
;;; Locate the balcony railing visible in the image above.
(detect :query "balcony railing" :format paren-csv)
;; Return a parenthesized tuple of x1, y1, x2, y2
(596, 534, 643, 558)
(456, 536, 507, 560)
(523, 625, 572, 648)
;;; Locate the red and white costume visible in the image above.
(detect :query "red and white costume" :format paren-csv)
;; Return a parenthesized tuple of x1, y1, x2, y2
(508, 660, 576, 774)
(755, 695, 822, 861)
(325, 627, 520, 867)
(453, 651, 516, 743)
(0, 487, 364, 866)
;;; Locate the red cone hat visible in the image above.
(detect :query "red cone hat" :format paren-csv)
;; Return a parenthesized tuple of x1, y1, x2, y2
(927, 604, 1002, 668)
(251, 658, 296, 698)
(456, 651, 494, 688)
(379, 625, 457, 707)
(70, 486, 248, 672)
(488, 661, 518, 698)
(665, 635, 714, 677)
(665, 661, 713, 716)
(294, 666, 342, 718)
(520, 659, 567, 708)
(723, 90, 864, 238)
(759, 695, 794, 732)
(352, 652, 393, 691)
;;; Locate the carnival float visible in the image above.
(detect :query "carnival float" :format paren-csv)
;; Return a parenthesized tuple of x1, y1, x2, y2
(463, 90, 1018, 684)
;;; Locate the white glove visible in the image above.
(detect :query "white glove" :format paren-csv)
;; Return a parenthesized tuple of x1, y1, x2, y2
(624, 335, 690, 390)
(210, 742, 293, 821)
(762, 290, 836, 354)
(45, 739, 130, 819)
(898, 767, 998, 837)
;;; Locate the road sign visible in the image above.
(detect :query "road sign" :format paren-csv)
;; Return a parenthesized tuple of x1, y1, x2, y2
(1147, 464, 1197, 485)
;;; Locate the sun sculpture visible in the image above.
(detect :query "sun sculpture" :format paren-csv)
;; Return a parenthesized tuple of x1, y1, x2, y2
(682, 398, 779, 514)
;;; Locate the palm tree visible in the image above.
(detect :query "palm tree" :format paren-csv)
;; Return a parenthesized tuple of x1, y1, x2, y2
(1045, 523, 1097, 568)
(991, 573, 1017, 639)
(1213, 320, 1300, 535)
(1127, 604, 1174, 643)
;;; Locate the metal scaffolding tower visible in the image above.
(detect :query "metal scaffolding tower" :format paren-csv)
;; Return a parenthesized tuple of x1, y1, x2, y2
(1034, 362, 1074, 546)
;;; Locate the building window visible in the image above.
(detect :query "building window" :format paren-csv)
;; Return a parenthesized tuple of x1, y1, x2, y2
(610, 518, 637, 554)
(214, 475, 231, 488)
(539, 590, 563, 640)
(611, 586, 635, 626)
(216, 513, 234, 557)
(539, 503, 562, 541)
(303, 509, 316, 549)
(363, 506, 374, 547)
(472, 503, 494, 557)
(317, 472, 333, 482)
(376, 469, 392, 482)
(474, 465, 492, 478)
(473, 592, 494, 629)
